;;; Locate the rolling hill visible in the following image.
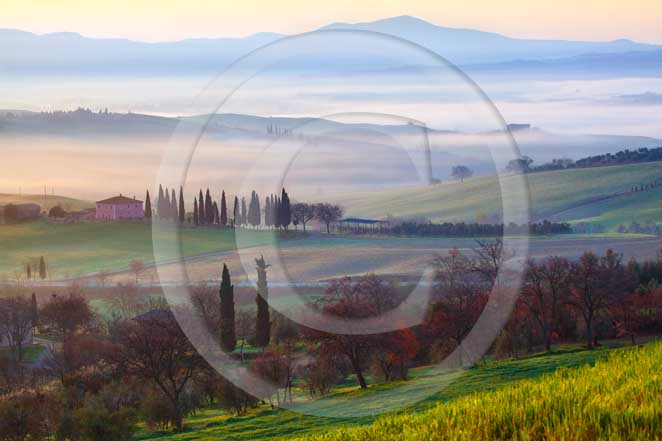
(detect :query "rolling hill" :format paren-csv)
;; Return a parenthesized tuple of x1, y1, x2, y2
(0, 193, 93, 211)
(328, 162, 662, 231)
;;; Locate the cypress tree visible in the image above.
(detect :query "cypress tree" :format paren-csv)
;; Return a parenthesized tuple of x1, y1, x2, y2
(157, 185, 164, 219)
(255, 192, 261, 227)
(178, 187, 185, 223)
(30, 292, 38, 324)
(162, 187, 169, 219)
(39, 256, 46, 280)
(213, 202, 219, 225)
(197, 190, 204, 224)
(281, 188, 291, 230)
(274, 197, 282, 229)
(241, 197, 247, 226)
(220, 191, 228, 226)
(193, 198, 199, 226)
(255, 256, 271, 347)
(170, 189, 177, 221)
(144, 190, 152, 219)
(247, 191, 256, 227)
(205, 189, 214, 224)
(264, 196, 272, 228)
(233, 196, 240, 227)
(26, 263, 31, 280)
(219, 264, 236, 353)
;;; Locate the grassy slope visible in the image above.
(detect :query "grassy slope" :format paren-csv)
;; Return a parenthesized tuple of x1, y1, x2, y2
(0, 193, 93, 211)
(0, 219, 273, 278)
(299, 341, 662, 441)
(135, 342, 642, 441)
(332, 162, 662, 229)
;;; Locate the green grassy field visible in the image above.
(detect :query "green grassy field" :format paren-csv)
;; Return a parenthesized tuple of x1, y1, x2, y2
(332, 162, 662, 229)
(299, 341, 662, 441)
(0, 219, 273, 278)
(135, 341, 654, 441)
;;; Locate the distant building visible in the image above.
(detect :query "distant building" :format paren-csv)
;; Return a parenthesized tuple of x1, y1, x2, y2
(507, 123, 531, 132)
(0, 202, 41, 224)
(95, 195, 144, 221)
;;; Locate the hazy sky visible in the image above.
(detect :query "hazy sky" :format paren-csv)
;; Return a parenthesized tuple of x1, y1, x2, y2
(2, 0, 661, 44)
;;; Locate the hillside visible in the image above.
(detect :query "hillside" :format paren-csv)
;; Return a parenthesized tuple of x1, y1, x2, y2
(135, 342, 658, 441)
(297, 341, 662, 441)
(0, 193, 93, 211)
(331, 161, 662, 231)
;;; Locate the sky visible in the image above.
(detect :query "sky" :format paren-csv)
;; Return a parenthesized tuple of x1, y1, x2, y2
(1, 0, 661, 44)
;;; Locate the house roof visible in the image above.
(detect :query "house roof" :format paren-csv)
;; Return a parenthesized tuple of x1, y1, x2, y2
(96, 195, 143, 205)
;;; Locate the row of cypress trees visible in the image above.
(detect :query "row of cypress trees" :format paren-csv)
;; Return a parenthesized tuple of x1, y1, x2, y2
(144, 186, 292, 229)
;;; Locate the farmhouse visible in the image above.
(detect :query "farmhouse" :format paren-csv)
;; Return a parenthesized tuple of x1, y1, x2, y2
(0, 202, 41, 224)
(95, 194, 144, 221)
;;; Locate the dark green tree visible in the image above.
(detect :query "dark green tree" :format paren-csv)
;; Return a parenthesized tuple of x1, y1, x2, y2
(241, 197, 247, 226)
(219, 264, 236, 353)
(178, 187, 185, 223)
(30, 292, 38, 323)
(280, 188, 291, 230)
(145, 190, 152, 219)
(198, 190, 205, 224)
(264, 196, 272, 228)
(220, 191, 228, 227)
(162, 187, 170, 219)
(193, 198, 199, 226)
(39, 256, 46, 280)
(205, 189, 214, 224)
(157, 185, 165, 219)
(255, 256, 271, 347)
(170, 189, 177, 221)
(274, 197, 282, 229)
(232, 196, 240, 227)
(26, 263, 31, 280)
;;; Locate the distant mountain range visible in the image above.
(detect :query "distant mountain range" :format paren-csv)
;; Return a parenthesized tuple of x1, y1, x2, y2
(2, 15, 661, 77)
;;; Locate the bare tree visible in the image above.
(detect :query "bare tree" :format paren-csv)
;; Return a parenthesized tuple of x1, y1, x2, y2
(521, 257, 572, 351)
(40, 293, 93, 341)
(567, 251, 619, 349)
(114, 311, 204, 431)
(108, 283, 142, 319)
(473, 238, 514, 286)
(0, 296, 35, 361)
(428, 248, 487, 365)
(129, 260, 145, 284)
(190, 285, 220, 331)
(235, 310, 255, 362)
(291, 203, 315, 233)
(96, 270, 110, 288)
(314, 203, 343, 234)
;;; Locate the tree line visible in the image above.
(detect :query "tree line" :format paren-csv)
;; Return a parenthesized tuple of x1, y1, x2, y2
(385, 220, 573, 237)
(506, 146, 662, 174)
(146, 186, 295, 229)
